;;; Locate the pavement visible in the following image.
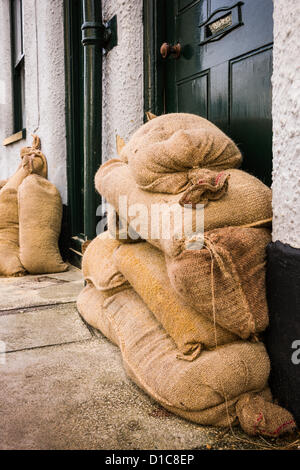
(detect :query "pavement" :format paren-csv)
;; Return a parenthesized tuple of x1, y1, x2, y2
(0, 265, 298, 450)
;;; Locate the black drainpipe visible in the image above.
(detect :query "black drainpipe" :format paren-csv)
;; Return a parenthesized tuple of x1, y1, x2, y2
(81, 0, 103, 240)
(81, 0, 117, 240)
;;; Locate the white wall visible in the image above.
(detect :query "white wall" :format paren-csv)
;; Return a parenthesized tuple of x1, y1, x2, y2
(102, 0, 144, 161)
(272, 0, 300, 248)
(0, 0, 67, 204)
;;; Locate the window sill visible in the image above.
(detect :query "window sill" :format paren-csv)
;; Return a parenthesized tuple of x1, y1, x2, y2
(2, 128, 26, 146)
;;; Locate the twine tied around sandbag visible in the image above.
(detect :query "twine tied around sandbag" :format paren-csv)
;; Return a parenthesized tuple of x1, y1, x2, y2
(203, 238, 239, 428)
(204, 236, 234, 283)
(179, 169, 230, 208)
(20, 134, 48, 179)
(204, 234, 257, 339)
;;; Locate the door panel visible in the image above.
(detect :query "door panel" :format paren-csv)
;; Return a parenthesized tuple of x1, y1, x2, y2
(230, 47, 273, 181)
(177, 72, 209, 117)
(164, 0, 273, 185)
(172, 1, 206, 82)
(178, 0, 197, 12)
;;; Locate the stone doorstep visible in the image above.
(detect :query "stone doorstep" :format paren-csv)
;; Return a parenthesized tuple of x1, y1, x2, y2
(0, 303, 92, 353)
(0, 264, 84, 311)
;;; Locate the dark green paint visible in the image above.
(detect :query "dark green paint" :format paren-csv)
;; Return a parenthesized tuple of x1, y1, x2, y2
(143, 0, 166, 119)
(64, 0, 85, 265)
(65, 1, 118, 260)
(10, 0, 25, 133)
(81, 0, 103, 241)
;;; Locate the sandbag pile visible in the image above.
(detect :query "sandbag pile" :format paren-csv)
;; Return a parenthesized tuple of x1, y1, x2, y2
(78, 113, 295, 437)
(0, 135, 68, 276)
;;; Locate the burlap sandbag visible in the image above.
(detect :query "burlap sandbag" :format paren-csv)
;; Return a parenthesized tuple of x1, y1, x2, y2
(166, 227, 271, 339)
(120, 113, 242, 194)
(18, 175, 68, 274)
(82, 231, 130, 291)
(0, 180, 8, 190)
(0, 188, 25, 277)
(19, 134, 48, 178)
(0, 135, 48, 196)
(236, 393, 295, 437)
(114, 242, 238, 359)
(95, 160, 272, 257)
(77, 283, 274, 428)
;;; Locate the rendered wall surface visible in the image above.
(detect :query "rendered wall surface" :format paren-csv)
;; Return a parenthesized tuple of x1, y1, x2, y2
(0, 0, 144, 208)
(102, 0, 144, 161)
(0, 0, 14, 153)
(0, 0, 67, 204)
(272, 0, 300, 248)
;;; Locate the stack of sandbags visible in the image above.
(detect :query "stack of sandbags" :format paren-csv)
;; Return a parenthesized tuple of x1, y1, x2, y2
(78, 113, 296, 436)
(95, 114, 273, 340)
(0, 135, 68, 276)
(78, 232, 295, 436)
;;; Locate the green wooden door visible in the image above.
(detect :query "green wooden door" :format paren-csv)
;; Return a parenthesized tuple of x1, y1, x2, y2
(163, 0, 273, 185)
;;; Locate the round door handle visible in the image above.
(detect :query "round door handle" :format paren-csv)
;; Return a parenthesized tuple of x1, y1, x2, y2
(160, 42, 181, 59)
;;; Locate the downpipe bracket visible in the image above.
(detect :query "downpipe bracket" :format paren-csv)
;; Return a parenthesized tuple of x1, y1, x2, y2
(81, 14, 117, 52)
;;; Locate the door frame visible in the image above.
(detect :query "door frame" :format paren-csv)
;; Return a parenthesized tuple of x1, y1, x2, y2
(64, 0, 85, 267)
(143, 0, 166, 118)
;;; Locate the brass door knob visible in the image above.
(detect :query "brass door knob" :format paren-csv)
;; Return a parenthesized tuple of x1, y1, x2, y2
(160, 42, 181, 59)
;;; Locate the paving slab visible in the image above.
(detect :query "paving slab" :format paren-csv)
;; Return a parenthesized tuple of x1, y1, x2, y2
(0, 264, 84, 311)
(0, 303, 91, 352)
(0, 337, 296, 450)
